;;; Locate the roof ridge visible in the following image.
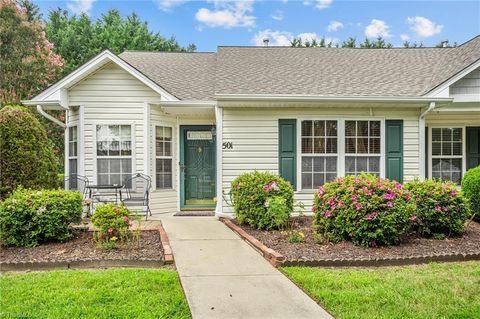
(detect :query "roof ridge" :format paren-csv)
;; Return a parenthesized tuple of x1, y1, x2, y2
(121, 50, 215, 54)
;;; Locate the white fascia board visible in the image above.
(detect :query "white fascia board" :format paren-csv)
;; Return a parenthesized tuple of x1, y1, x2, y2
(159, 100, 217, 107)
(425, 58, 480, 98)
(215, 94, 453, 103)
(21, 100, 67, 111)
(26, 50, 178, 105)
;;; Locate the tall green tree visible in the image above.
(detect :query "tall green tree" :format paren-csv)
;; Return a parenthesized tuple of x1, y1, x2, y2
(46, 8, 196, 75)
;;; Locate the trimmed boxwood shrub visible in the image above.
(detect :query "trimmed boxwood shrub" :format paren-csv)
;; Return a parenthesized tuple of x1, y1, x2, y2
(462, 166, 480, 222)
(0, 105, 59, 198)
(0, 188, 83, 247)
(405, 179, 470, 238)
(313, 174, 415, 247)
(230, 171, 294, 230)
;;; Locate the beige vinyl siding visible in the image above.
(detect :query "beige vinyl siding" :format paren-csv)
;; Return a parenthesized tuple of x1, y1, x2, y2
(68, 62, 161, 187)
(149, 108, 177, 214)
(450, 68, 480, 100)
(221, 106, 422, 214)
(68, 107, 80, 125)
(425, 111, 480, 126)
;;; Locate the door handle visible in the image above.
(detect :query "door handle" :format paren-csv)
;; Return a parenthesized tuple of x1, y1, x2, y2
(179, 164, 187, 172)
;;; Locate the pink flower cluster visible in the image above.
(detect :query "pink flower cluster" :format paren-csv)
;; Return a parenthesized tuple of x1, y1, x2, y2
(366, 212, 378, 220)
(435, 205, 449, 212)
(263, 181, 279, 191)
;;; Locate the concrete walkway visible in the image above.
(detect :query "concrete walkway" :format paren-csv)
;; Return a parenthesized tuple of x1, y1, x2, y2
(161, 217, 333, 319)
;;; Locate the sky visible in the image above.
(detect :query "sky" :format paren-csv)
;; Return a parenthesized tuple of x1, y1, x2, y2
(33, 0, 480, 51)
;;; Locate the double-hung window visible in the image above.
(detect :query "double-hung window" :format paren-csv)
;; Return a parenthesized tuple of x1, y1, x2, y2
(431, 127, 463, 184)
(345, 120, 381, 176)
(301, 120, 338, 189)
(68, 126, 78, 177)
(68, 126, 78, 189)
(96, 125, 132, 185)
(156, 126, 173, 189)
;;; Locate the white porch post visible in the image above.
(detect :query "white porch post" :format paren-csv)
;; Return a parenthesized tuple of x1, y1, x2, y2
(143, 103, 151, 176)
(419, 101, 436, 180)
(215, 106, 223, 216)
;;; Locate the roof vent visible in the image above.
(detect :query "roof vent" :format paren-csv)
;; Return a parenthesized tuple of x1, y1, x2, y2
(263, 38, 269, 47)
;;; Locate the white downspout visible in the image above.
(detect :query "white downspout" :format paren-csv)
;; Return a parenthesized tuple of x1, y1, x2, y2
(36, 105, 66, 128)
(419, 101, 436, 180)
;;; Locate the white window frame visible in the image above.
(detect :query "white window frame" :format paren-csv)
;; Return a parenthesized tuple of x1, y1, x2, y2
(155, 125, 174, 190)
(428, 126, 466, 183)
(68, 125, 78, 176)
(296, 117, 385, 192)
(93, 122, 135, 185)
(344, 119, 382, 177)
(299, 120, 339, 190)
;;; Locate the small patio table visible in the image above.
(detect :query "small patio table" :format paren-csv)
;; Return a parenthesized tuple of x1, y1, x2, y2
(86, 184, 123, 216)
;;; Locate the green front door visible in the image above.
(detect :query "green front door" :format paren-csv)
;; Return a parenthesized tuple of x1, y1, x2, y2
(180, 126, 216, 209)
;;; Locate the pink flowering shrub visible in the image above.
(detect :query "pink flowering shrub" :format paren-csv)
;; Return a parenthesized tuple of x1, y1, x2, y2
(405, 179, 469, 239)
(313, 174, 415, 247)
(91, 204, 137, 248)
(230, 171, 293, 230)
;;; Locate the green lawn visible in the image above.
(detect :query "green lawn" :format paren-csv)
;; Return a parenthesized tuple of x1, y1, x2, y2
(0, 268, 191, 319)
(281, 261, 480, 319)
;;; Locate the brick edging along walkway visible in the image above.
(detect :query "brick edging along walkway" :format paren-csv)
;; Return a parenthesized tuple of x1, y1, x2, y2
(221, 218, 480, 268)
(158, 223, 174, 264)
(220, 218, 285, 267)
(1, 224, 173, 272)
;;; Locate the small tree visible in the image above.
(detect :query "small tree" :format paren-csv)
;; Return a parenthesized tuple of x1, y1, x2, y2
(0, 105, 59, 198)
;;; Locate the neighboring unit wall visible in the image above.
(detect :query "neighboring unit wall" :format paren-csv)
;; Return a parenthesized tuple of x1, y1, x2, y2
(67, 62, 161, 185)
(221, 106, 422, 214)
(450, 68, 480, 102)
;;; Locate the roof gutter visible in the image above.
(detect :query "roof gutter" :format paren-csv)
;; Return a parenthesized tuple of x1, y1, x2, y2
(215, 94, 454, 103)
(36, 105, 66, 129)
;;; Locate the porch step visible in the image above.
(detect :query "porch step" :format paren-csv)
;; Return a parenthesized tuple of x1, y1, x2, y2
(173, 211, 215, 217)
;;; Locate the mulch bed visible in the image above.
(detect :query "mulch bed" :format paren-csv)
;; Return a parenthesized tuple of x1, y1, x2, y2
(232, 217, 480, 265)
(1, 230, 163, 264)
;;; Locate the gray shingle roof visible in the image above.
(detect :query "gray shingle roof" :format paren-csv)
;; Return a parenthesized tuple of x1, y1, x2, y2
(119, 51, 216, 100)
(119, 36, 480, 100)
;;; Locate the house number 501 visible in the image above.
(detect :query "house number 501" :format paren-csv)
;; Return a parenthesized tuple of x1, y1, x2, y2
(222, 142, 233, 150)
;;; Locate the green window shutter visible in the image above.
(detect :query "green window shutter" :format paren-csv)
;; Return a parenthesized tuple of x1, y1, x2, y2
(279, 119, 296, 188)
(386, 120, 403, 183)
(466, 127, 480, 170)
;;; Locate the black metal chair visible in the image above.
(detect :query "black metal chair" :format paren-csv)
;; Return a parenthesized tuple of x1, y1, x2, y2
(64, 174, 89, 197)
(121, 173, 152, 220)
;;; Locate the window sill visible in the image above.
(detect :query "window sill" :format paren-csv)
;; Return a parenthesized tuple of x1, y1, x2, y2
(294, 190, 317, 195)
(152, 188, 176, 193)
